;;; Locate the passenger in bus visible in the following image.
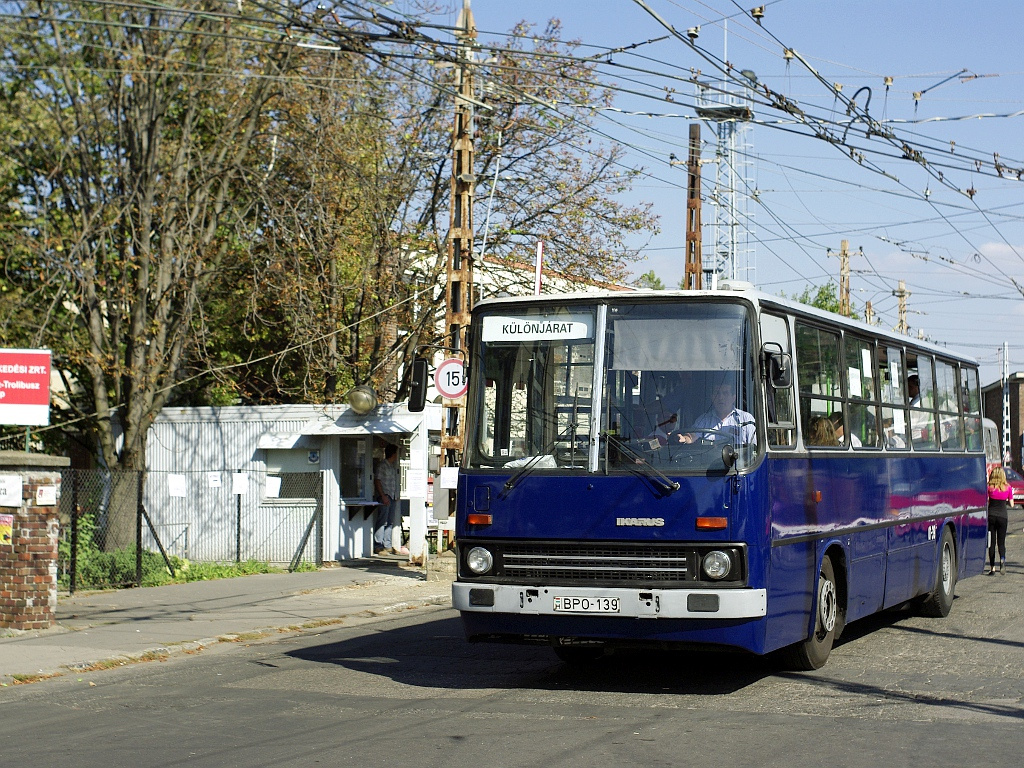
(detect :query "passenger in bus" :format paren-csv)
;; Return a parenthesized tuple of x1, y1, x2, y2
(882, 415, 907, 448)
(908, 374, 921, 407)
(830, 412, 861, 447)
(807, 415, 838, 447)
(675, 379, 755, 445)
(986, 466, 1014, 574)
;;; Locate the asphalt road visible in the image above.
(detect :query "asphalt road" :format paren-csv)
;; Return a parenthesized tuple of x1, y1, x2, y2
(2, 521, 1023, 768)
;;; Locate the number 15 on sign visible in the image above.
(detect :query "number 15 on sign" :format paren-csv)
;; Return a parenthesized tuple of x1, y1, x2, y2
(435, 358, 468, 399)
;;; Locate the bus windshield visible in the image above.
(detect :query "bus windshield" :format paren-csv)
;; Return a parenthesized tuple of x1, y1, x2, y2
(605, 301, 759, 472)
(467, 299, 760, 474)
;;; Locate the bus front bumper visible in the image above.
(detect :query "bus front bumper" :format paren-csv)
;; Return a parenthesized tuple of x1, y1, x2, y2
(452, 582, 767, 619)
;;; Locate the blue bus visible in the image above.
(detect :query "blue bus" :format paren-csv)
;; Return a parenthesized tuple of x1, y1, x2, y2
(451, 283, 987, 668)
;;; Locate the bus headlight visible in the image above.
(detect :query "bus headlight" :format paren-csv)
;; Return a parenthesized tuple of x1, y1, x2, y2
(702, 550, 732, 580)
(466, 547, 494, 575)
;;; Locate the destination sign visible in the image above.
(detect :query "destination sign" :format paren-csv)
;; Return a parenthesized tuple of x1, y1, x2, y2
(481, 314, 593, 342)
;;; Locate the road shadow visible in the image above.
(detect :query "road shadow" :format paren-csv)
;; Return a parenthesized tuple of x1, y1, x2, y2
(282, 609, 1024, 720)
(284, 614, 783, 695)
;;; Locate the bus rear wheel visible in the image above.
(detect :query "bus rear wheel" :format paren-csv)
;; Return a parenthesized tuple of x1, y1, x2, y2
(783, 556, 838, 671)
(919, 527, 957, 618)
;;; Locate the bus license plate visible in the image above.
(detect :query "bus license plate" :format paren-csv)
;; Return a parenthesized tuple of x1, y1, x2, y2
(552, 596, 620, 614)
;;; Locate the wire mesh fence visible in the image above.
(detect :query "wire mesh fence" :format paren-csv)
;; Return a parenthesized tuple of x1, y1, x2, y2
(144, 469, 324, 567)
(60, 468, 325, 591)
(59, 469, 150, 592)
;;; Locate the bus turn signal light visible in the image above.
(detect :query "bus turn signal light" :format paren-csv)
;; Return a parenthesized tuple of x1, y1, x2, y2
(696, 516, 728, 530)
(467, 513, 493, 525)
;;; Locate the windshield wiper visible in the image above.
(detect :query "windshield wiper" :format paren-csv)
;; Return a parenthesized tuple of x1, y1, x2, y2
(603, 433, 680, 496)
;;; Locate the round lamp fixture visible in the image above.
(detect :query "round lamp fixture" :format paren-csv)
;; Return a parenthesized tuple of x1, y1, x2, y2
(346, 385, 378, 415)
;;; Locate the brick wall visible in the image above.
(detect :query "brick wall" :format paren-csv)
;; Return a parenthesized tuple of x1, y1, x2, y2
(0, 453, 69, 631)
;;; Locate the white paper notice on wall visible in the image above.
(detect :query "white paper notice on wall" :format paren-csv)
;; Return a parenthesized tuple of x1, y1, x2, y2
(168, 474, 187, 498)
(405, 469, 427, 497)
(232, 473, 249, 495)
(0, 474, 22, 507)
(35, 485, 57, 506)
(439, 466, 459, 489)
(207, 472, 222, 488)
(265, 475, 282, 498)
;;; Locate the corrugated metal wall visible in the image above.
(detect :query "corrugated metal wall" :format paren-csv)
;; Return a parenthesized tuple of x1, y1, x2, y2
(144, 406, 329, 563)
(146, 405, 323, 473)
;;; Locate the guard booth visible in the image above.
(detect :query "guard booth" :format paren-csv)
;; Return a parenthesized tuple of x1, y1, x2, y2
(295, 403, 444, 561)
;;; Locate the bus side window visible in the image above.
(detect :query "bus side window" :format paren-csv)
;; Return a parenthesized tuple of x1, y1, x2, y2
(878, 345, 909, 450)
(795, 322, 842, 447)
(961, 366, 984, 453)
(844, 336, 880, 449)
(761, 313, 795, 448)
(936, 360, 963, 450)
(906, 352, 938, 450)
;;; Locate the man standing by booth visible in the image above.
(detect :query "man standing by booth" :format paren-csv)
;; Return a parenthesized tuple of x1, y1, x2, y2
(373, 444, 404, 555)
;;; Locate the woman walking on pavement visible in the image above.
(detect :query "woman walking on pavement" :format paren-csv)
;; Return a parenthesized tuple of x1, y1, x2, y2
(986, 466, 1014, 574)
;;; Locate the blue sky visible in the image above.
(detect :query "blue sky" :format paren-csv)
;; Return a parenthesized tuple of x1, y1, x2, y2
(417, 0, 1024, 386)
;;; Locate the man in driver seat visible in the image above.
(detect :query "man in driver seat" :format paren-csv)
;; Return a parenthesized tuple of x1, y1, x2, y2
(675, 378, 756, 445)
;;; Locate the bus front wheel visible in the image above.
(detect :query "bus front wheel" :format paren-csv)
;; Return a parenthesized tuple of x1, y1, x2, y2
(919, 527, 957, 618)
(783, 556, 838, 671)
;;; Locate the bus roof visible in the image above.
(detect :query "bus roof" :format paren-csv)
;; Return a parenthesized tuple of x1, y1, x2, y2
(473, 282, 979, 367)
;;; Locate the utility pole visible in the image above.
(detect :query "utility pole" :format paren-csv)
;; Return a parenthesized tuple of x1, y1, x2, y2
(683, 123, 703, 290)
(1003, 341, 1011, 465)
(893, 280, 909, 335)
(864, 300, 874, 325)
(442, 0, 476, 462)
(839, 239, 851, 317)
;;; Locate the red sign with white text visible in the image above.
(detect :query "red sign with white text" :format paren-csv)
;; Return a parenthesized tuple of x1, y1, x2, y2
(0, 349, 51, 426)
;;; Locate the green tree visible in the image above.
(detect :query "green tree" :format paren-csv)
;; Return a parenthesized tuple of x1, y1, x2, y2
(0, 5, 662, 483)
(0, 2, 303, 545)
(636, 270, 666, 290)
(790, 282, 859, 319)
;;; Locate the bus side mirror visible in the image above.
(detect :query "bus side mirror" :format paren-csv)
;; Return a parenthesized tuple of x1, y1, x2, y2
(721, 443, 737, 470)
(763, 344, 792, 389)
(409, 357, 429, 412)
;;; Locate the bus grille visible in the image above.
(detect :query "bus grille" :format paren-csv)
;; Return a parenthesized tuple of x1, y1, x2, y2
(494, 543, 695, 586)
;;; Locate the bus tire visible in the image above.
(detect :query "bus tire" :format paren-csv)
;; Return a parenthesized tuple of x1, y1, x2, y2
(919, 527, 957, 618)
(783, 556, 838, 671)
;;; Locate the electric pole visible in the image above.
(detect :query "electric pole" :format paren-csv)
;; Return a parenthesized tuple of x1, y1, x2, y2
(893, 280, 910, 335)
(442, 0, 476, 461)
(1003, 341, 1011, 465)
(683, 123, 703, 290)
(839, 239, 850, 317)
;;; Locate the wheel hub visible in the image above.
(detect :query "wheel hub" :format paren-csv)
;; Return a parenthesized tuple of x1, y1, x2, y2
(818, 577, 837, 634)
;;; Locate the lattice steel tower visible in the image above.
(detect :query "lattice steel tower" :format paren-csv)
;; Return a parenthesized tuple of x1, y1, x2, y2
(695, 75, 756, 284)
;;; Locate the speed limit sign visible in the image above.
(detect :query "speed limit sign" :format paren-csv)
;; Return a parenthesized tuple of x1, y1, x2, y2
(435, 358, 468, 399)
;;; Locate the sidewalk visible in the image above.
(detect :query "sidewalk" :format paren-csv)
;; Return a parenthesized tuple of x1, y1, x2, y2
(0, 556, 455, 686)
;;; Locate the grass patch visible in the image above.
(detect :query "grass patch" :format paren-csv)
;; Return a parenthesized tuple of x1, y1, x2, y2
(60, 510, 319, 590)
(11, 672, 63, 685)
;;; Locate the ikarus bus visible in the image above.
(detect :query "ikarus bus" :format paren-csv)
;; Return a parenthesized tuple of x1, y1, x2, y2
(450, 282, 987, 668)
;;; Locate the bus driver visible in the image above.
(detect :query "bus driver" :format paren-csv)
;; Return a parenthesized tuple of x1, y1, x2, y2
(676, 379, 756, 445)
